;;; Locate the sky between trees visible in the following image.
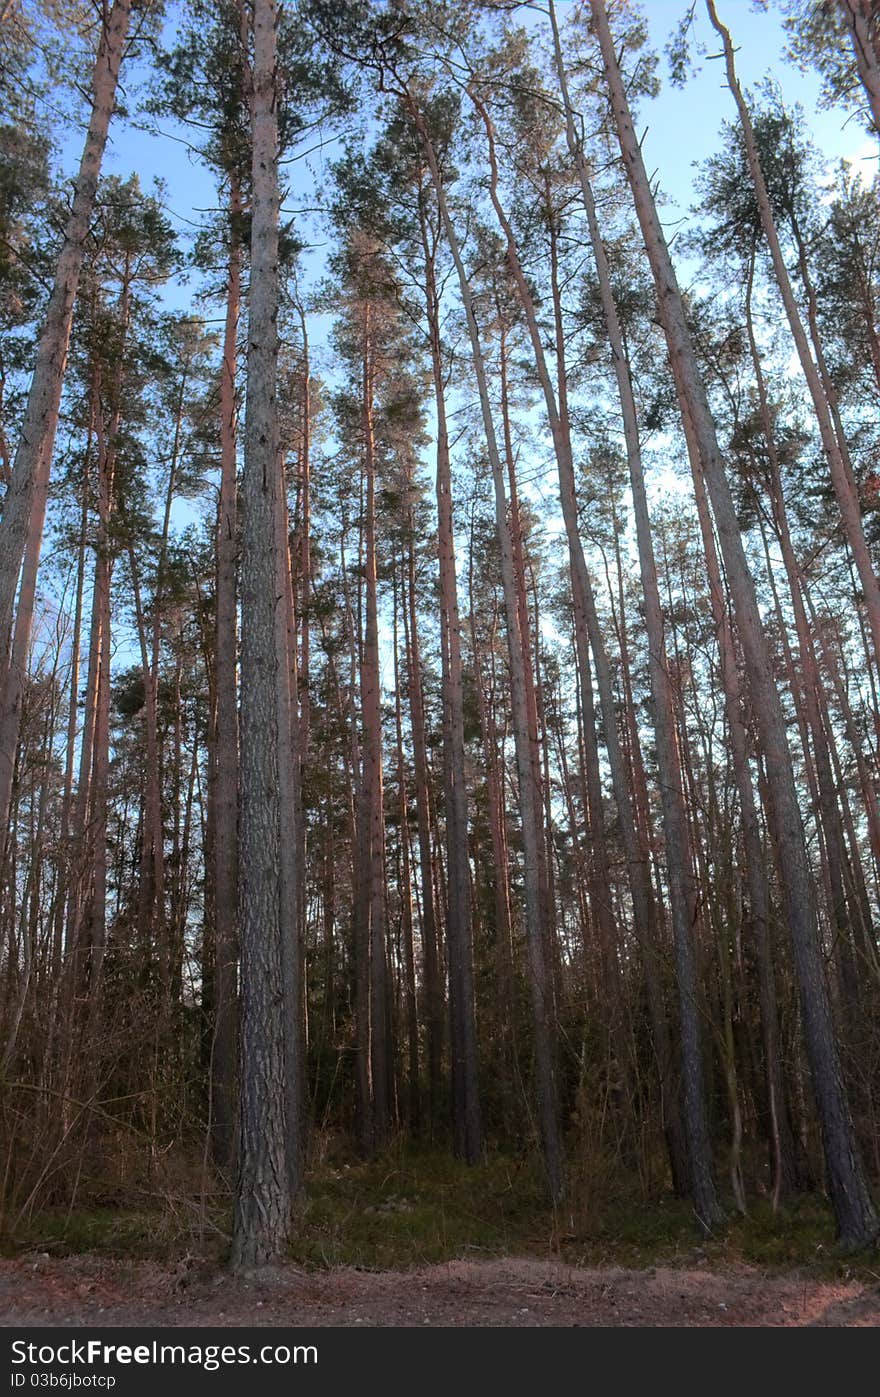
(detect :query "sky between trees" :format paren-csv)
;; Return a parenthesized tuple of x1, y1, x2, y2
(3, 0, 880, 1266)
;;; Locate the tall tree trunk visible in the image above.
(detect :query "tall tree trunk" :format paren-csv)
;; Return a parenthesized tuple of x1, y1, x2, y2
(82, 412, 113, 1034)
(417, 191, 479, 1157)
(134, 359, 192, 1012)
(127, 547, 168, 998)
(355, 306, 390, 1151)
(275, 447, 305, 1195)
(295, 298, 312, 761)
(839, 0, 880, 134)
(48, 434, 89, 1063)
(71, 256, 131, 1049)
(682, 395, 798, 1203)
(477, 76, 689, 1188)
(0, 0, 132, 659)
(569, 194, 720, 1225)
(706, 0, 880, 677)
(468, 557, 518, 1132)
(64, 506, 102, 1019)
(394, 578, 420, 1131)
(344, 518, 371, 1152)
(741, 260, 866, 1022)
(408, 91, 564, 1202)
(592, 0, 878, 1247)
(209, 179, 242, 1173)
(497, 322, 552, 972)
(231, 0, 294, 1269)
(402, 499, 442, 1136)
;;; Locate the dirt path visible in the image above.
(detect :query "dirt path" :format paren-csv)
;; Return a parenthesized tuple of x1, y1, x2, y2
(0, 1255, 877, 1326)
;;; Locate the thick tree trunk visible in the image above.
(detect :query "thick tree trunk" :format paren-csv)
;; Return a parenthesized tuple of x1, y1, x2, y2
(231, 0, 293, 1269)
(0, 439, 52, 856)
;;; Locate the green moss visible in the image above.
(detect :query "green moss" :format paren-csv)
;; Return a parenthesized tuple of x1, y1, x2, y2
(4, 1207, 170, 1259)
(721, 1196, 846, 1271)
(288, 1143, 550, 1270)
(4, 1145, 876, 1282)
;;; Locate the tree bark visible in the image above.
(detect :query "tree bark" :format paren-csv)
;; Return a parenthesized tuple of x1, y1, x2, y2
(682, 393, 798, 1203)
(231, 0, 294, 1269)
(0, 0, 132, 653)
(408, 89, 564, 1202)
(394, 578, 421, 1131)
(354, 304, 390, 1151)
(417, 189, 480, 1157)
(592, 0, 878, 1247)
(839, 0, 880, 134)
(209, 179, 242, 1173)
(706, 0, 880, 676)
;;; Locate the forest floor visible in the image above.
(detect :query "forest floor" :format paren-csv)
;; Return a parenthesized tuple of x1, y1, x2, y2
(1, 1253, 879, 1326)
(3, 1144, 879, 1326)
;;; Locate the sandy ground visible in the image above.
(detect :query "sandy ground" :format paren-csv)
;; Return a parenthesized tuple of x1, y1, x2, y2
(0, 1255, 878, 1326)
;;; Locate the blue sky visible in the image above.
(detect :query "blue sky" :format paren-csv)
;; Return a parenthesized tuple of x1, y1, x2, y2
(638, 0, 876, 209)
(93, 0, 876, 556)
(32, 0, 879, 683)
(84, 0, 876, 317)
(48, 0, 880, 525)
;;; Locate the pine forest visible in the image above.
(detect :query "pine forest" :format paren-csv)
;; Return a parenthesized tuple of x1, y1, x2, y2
(2, 0, 880, 1320)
